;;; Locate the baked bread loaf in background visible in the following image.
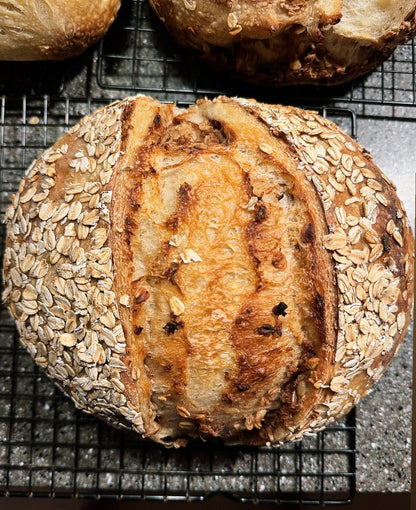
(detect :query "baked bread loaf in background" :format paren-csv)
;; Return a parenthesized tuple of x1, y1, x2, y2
(0, 0, 120, 60)
(149, 0, 416, 86)
(2, 96, 414, 447)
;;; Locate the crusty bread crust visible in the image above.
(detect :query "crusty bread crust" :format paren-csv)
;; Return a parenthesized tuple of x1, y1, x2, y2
(3, 96, 414, 446)
(0, 0, 121, 61)
(149, 0, 416, 86)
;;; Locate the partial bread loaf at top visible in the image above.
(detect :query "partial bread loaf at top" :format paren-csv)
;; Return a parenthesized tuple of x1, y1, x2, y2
(0, 0, 120, 60)
(3, 96, 414, 447)
(149, 0, 416, 85)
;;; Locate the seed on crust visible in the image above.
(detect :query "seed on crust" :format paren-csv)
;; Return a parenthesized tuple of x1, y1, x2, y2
(169, 296, 185, 316)
(397, 312, 406, 331)
(59, 333, 77, 347)
(68, 201, 83, 220)
(119, 294, 130, 306)
(323, 227, 347, 251)
(38, 202, 55, 221)
(330, 376, 348, 393)
(259, 143, 273, 155)
(180, 249, 202, 263)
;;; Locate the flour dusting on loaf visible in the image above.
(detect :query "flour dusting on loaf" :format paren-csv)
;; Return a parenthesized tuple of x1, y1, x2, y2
(3, 96, 414, 447)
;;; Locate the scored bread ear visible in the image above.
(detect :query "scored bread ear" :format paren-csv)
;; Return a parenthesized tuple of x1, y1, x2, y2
(225, 97, 413, 442)
(110, 96, 178, 439)
(0, 0, 121, 61)
(3, 96, 414, 447)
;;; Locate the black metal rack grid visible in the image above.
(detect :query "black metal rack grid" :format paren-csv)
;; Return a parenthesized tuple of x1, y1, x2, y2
(2, 0, 414, 502)
(0, 328, 356, 504)
(0, 95, 357, 503)
(96, 0, 416, 114)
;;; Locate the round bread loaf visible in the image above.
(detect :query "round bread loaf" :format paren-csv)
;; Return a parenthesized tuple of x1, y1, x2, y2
(3, 96, 414, 447)
(0, 0, 120, 61)
(149, 0, 416, 86)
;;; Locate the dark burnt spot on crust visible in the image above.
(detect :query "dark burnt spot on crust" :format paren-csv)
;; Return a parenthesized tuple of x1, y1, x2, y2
(381, 233, 391, 253)
(301, 222, 315, 243)
(272, 302, 288, 317)
(235, 316, 247, 326)
(178, 182, 192, 203)
(243, 172, 255, 197)
(222, 392, 234, 403)
(134, 288, 150, 305)
(124, 215, 134, 245)
(257, 324, 275, 336)
(153, 114, 162, 128)
(164, 262, 180, 284)
(163, 320, 184, 335)
(255, 202, 267, 222)
(166, 182, 193, 231)
(235, 307, 253, 327)
(313, 293, 325, 322)
(275, 322, 282, 337)
(272, 251, 287, 269)
(237, 383, 251, 392)
(166, 216, 179, 231)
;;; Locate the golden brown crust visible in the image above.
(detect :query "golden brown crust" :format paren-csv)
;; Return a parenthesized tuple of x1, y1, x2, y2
(3, 95, 414, 447)
(0, 0, 121, 61)
(149, 0, 416, 86)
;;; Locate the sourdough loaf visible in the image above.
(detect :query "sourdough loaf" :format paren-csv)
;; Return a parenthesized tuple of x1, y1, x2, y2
(3, 96, 414, 446)
(149, 0, 416, 85)
(0, 0, 120, 60)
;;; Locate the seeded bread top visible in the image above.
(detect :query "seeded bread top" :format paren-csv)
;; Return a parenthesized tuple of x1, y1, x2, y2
(3, 96, 414, 447)
(149, 0, 416, 85)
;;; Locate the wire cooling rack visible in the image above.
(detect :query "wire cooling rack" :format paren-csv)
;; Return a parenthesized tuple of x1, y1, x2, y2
(0, 328, 356, 504)
(0, 96, 357, 503)
(2, 0, 414, 502)
(0, 0, 415, 114)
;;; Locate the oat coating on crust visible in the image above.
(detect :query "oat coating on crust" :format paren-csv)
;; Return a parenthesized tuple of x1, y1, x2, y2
(3, 96, 414, 447)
